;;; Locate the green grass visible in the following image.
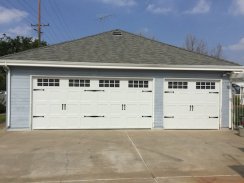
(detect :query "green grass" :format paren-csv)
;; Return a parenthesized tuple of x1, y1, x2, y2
(0, 114, 5, 123)
(0, 114, 5, 128)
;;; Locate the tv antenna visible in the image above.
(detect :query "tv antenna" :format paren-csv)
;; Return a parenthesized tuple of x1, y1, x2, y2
(97, 14, 114, 22)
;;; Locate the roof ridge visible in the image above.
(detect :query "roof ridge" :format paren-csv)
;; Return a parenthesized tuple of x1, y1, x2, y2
(119, 29, 240, 66)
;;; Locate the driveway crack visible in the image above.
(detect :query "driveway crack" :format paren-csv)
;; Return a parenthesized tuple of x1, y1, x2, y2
(65, 151, 69, 174)
(125, 131, 159, 183)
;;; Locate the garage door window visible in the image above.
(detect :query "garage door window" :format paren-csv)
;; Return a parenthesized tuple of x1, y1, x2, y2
(196, 82, 215, 89)
(168, 82, 188, 89)
(128, 80, 148, 88)
(37, 78, 59, 86)
(69, 79, 90, 87)
(99, 80, 120, 87)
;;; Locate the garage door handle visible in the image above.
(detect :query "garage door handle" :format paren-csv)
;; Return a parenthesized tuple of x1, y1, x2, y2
(164, 91, 174, 93)
(62, 104, 67, 110)
(209, 116, 218, 118)
(84, 115, 105, 118)
(209, 92, 219, 94)
(164, 116, 174, 118)
(142, 116, 152, 118)
(33, 89, 45, 91)
(142, 90, 152, 92)
(84, 90, 105, 92)
(33, 116, 44, 118)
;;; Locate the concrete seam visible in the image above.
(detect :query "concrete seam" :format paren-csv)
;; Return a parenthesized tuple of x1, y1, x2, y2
(125, 131, 159, 183)
(29, 177, 153, 183)
(157, 174, 240, 179)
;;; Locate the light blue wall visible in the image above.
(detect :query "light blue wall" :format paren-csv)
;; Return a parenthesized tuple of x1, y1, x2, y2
(9, 66, 230, 129)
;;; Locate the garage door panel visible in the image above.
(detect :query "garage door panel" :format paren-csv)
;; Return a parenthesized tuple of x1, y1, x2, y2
(32, 118, 46, 129)
(48, 117, 66, 129)
(65, 117, 81, 129)
(164, 93, 192, 104)
(67, 91, 81, 100)
(66, 104, 80, 115)
(49, 104, 62, 115)
(33, 103, 47, 115)
(164, 105, 191, 114)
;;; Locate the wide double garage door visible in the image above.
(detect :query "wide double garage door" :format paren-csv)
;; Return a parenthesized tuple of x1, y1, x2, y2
(32, 77, 153, 129)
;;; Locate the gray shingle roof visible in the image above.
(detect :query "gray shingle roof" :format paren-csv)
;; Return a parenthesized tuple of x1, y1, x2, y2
(0, 29, 239, 66)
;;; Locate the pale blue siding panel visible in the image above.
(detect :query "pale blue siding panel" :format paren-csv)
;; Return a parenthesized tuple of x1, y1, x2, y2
(9, 66, 230, 129)
(154, 78, 164, 128)
(222, 79, 231, 128)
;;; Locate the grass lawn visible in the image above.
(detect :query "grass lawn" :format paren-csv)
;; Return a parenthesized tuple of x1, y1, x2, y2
(0, 114, 5, 129)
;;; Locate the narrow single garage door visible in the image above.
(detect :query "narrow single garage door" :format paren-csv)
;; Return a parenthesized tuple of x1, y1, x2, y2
(163, 80, 220, 129)
(32, 77, 153, 129)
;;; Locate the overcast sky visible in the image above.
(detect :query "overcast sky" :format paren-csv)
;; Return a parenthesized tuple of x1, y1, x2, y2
(0, 0, 244, 65)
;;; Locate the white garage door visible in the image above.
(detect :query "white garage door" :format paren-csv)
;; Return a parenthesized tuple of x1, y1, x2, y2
(164, 80, 220, 129)
(32, 77, 153, 129)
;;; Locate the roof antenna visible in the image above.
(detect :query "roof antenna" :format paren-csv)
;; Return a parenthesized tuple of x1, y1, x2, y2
(97, 14, 114, 22)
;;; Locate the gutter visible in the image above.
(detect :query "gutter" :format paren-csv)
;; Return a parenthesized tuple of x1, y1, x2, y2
(3, 62, 10, 128)
(0, 59, 243, 72)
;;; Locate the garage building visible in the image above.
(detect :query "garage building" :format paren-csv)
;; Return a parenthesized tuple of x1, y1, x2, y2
(0, 29, 243, 130)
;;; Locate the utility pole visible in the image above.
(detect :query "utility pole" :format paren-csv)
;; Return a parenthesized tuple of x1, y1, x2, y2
(31, 0, 49, 47)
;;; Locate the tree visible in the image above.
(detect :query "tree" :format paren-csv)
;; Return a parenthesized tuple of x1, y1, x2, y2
(184, 34, 223, 59)
(210, 44, 223, 59)
(0, 35, 47, 90)
(0, 35, 47, 57)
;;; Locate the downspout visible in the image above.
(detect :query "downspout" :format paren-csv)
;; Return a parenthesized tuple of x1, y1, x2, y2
(3, 61, 10, 128)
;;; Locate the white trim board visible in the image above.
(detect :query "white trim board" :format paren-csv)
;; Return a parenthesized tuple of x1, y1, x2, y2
(0, 59, 243, 72)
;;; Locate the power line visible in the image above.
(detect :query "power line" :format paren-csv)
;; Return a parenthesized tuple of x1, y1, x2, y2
(45, 0, 70, 41)
(52, 0, 76, 40)
(49, 0, 74, 41)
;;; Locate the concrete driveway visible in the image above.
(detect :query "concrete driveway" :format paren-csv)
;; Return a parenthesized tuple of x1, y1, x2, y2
(0, 130, 244, 183)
